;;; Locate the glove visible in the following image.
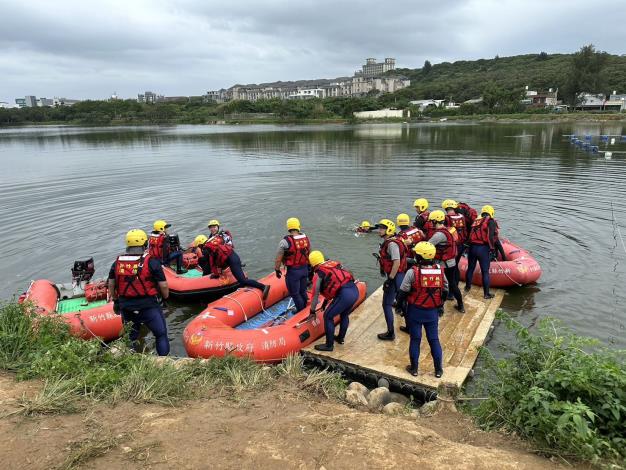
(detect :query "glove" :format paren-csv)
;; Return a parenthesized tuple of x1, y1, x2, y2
(112, 299, 120, 315)
(437, 306, 444, 317)
(383, 278, 393, 292)
(275, 269, 282, 279)
(159, 297, 168, 308)
(489, 250, 497, 261)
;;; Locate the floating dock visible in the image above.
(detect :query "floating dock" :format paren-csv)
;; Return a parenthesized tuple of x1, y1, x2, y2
(302, 284, 504, 400)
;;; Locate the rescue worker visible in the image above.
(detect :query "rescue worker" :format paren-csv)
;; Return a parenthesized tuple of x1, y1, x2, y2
(307, 251, 360, 351)
(465, 205, 501, 299)
(357, 221, 374, 233)
(107, 229, 170, 356)
(374, 219, 408, 341)
(456, 201, 478, 228)
(428, 210, 464, 313)
(274, 217, 310, 312)
(395, 242, 448, 377)
(442, 200, 469, 261)
(396, 213, 424, 253)
(148, 220, 184, 274)
(198, 234, 270, 300)
(413, 198, 430, 232)
(207, 219, 233, 247)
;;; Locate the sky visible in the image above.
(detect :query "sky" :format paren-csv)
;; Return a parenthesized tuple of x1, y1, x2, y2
(1, 0, 625, 103)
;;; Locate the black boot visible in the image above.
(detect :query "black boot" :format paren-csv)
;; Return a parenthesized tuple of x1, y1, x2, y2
(377, 331, 395, 341)
(314, 343, 333, 352)
(464, 285, 471, 293)
(484, 293, 495, 299)
(406, 365, 418, 376)
(262, 284, 271, 301)
(399, 325, 409, 334)
(435, 369, 444, 378)
(334, 335, 345, 345)
(454, 305, 465, 313)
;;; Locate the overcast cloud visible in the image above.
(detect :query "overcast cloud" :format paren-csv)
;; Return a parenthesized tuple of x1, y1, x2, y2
(0, 0, 624, 102)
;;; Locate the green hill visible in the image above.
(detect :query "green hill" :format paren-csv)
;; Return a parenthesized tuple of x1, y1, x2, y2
(389, 52, 626, 102)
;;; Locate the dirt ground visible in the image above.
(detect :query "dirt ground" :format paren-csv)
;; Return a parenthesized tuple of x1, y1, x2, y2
(0, 372, 576, 470)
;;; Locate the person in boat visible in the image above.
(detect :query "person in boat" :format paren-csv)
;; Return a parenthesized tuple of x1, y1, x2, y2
(148, 219, 184, 274)
(396, 213, 424, 254)
(356, 221, 374, 233)
(374, 219, 408, 341)
(395, 242, 448, 377)
(427, 210, 464, 313)
(107, 229, 170, 356)
(198, 234, 270, 300)
(413, 198, 435, 238)
(465, 205, 504, 299)
(207, 219, 234, 247)
(274, 217, 311, 312)
(308, 250, 360, 352)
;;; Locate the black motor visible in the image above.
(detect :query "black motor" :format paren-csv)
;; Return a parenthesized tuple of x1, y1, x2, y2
(71, 257, 95, 284)
(168, 233, 181, 251)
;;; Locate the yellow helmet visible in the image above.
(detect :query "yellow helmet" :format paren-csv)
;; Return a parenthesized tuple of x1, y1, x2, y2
(413, 241, 436, 260)
(360, 220, 371, 229)
(481, 205, 495, 218)
(286, 217, 301, 231)
(153, 219, 170, 232)
(207, 219, 220, 228)
(396, 213, 411, 226)
(126, 229, 148, 247)
(376, 219, 396, 236)
(193, 234, 208, 247)
(442, 199, 458, 210)
(428, 210, 446, 223)
(413, 198, 429, 212)
(309, 250, 325, 268)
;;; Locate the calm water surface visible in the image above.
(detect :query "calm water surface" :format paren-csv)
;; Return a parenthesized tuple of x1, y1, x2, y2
(1, 122, 625, 356)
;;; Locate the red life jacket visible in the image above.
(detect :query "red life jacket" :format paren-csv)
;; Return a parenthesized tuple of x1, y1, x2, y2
(458, 202, 478, 225)
(447, 213, 468, 243)
(114, 253, 159, 298)
(399, 226, 424, 249)
(423, 220, 436, 239)
(433, 227, 458, 261)
(148, 233, 166, 260)
(415, 211, 430, 227)
(469, 216, 499, 247)
(202, 243, 234, 274)
(379, 237, 408, 275)
(316, 260, 354, 299)
(407, 265, 445, 309)
(207, 230, 233, 248)
(283, 233, 311, 267)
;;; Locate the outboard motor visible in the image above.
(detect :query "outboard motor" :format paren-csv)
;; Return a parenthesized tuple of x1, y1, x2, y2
(168, 233, 181, 252)
(71, 257, 95, 289)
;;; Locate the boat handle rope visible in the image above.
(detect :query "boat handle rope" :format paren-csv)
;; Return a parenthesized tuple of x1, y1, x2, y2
(492, 259, 523, 287)
(223, 293, 249, 322)
(75, 313, 110, 349)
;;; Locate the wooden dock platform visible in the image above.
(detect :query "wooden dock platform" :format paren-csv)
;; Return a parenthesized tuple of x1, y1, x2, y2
(302, 284, 504, 399)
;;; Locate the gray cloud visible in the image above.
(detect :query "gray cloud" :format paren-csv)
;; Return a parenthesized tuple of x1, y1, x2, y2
(0, 0, 624, 102)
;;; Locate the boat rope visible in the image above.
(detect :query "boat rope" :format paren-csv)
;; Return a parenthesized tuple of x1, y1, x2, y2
(75, 313, 110, 349)
(249, 288, 270, 314)
(223, 293, 249, 322)
(493, 259, 524, 287)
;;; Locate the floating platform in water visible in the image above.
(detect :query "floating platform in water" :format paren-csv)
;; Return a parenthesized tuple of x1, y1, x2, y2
(302, 284, 504, 400)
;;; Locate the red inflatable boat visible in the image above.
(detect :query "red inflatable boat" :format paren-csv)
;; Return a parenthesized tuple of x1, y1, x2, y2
(164, 266, 238, 298)
(20, 279, 122, 341)
(458, 239, 542, 287)
(183, 271, 367, 362)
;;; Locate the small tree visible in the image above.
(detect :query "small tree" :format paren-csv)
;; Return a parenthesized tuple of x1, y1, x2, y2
(562, 44, 608, 107)
(423, 60, 432, 75)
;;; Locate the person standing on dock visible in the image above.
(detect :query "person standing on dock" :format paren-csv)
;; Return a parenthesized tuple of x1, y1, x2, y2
(397, 213, 424, 253)
(413, 198, 432, 235)
(307, 250, 360, 351)
(465, 205, 501, 299)
(395, 242, 448, 377)
(148, 219, 184, 274)
(442, 199, 469, 261)
(274, 217, 311, 312)
(108, 229, 170, 356)
(375, 219, 408, 341)
(427, 210, 464, 313)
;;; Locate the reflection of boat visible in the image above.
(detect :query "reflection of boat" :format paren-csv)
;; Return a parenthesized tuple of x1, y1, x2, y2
(458, 239, 542, 287)
(183, 271, 367, 363)
(164, 266, 238, 299)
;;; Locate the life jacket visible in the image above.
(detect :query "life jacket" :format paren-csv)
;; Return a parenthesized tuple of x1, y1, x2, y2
(458, 202, 478, 225)
(203, 243, 234, 274)
(433, 227, 458, 261)
(469, 216, 499, 248)
(207, 230, 234, 248)
(378, 237, 408, 275)
(114, 253, 159, 298)
(423, 220, 436, 239)
(447, 213, 468, 243)
(283, 233, 311, 267)
(407, 265, 445, 309)
(148, 232, 167, 261)
(316, 260, 354, 299)
(414, 211, 430, 229)
(398, 226, 424, 249)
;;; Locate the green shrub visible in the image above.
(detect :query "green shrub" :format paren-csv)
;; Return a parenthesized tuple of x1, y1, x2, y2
(472, 312, 626, 465)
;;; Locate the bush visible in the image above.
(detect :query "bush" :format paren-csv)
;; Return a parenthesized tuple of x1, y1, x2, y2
(471, 312, 626, 465)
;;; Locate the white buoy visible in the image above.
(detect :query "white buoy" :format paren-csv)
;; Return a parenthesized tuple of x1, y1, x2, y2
(605, 151, 613, 160)
(610, 138, 616, 145)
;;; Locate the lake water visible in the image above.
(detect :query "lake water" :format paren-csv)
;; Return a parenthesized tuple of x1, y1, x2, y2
(1, 122, 625, 356)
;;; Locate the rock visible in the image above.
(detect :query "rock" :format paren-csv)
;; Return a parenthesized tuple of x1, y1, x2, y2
(419, 400, 438, 416)
(377, 377, 390, 389)
(347, 381, 370, 397)
(408, 410, 420, 419)
(367, 387, 391, 410)
(389, 392, 409, 406)
(345, 389, 368, 407)
(382, 402, 405, 416)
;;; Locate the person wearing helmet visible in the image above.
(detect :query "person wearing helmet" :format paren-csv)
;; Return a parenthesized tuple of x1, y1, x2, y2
(465, 205, 501, 299)
(374, 219, 408, 341)
(413, 198, 432, 234)
(442, 200, 469, 261)
(396, 213, 424, 253)
(190, 234, 209, 272)
(356, 221, 374, 234)
(107, 229, 170, 356)
(307, 251, 360, 352)
(395, 242, 448, 377)
(427, 210, 465, 313)
(207, 219, 233, 247)
(274, 217, 311, 312)
(148, 220, 184, 274)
